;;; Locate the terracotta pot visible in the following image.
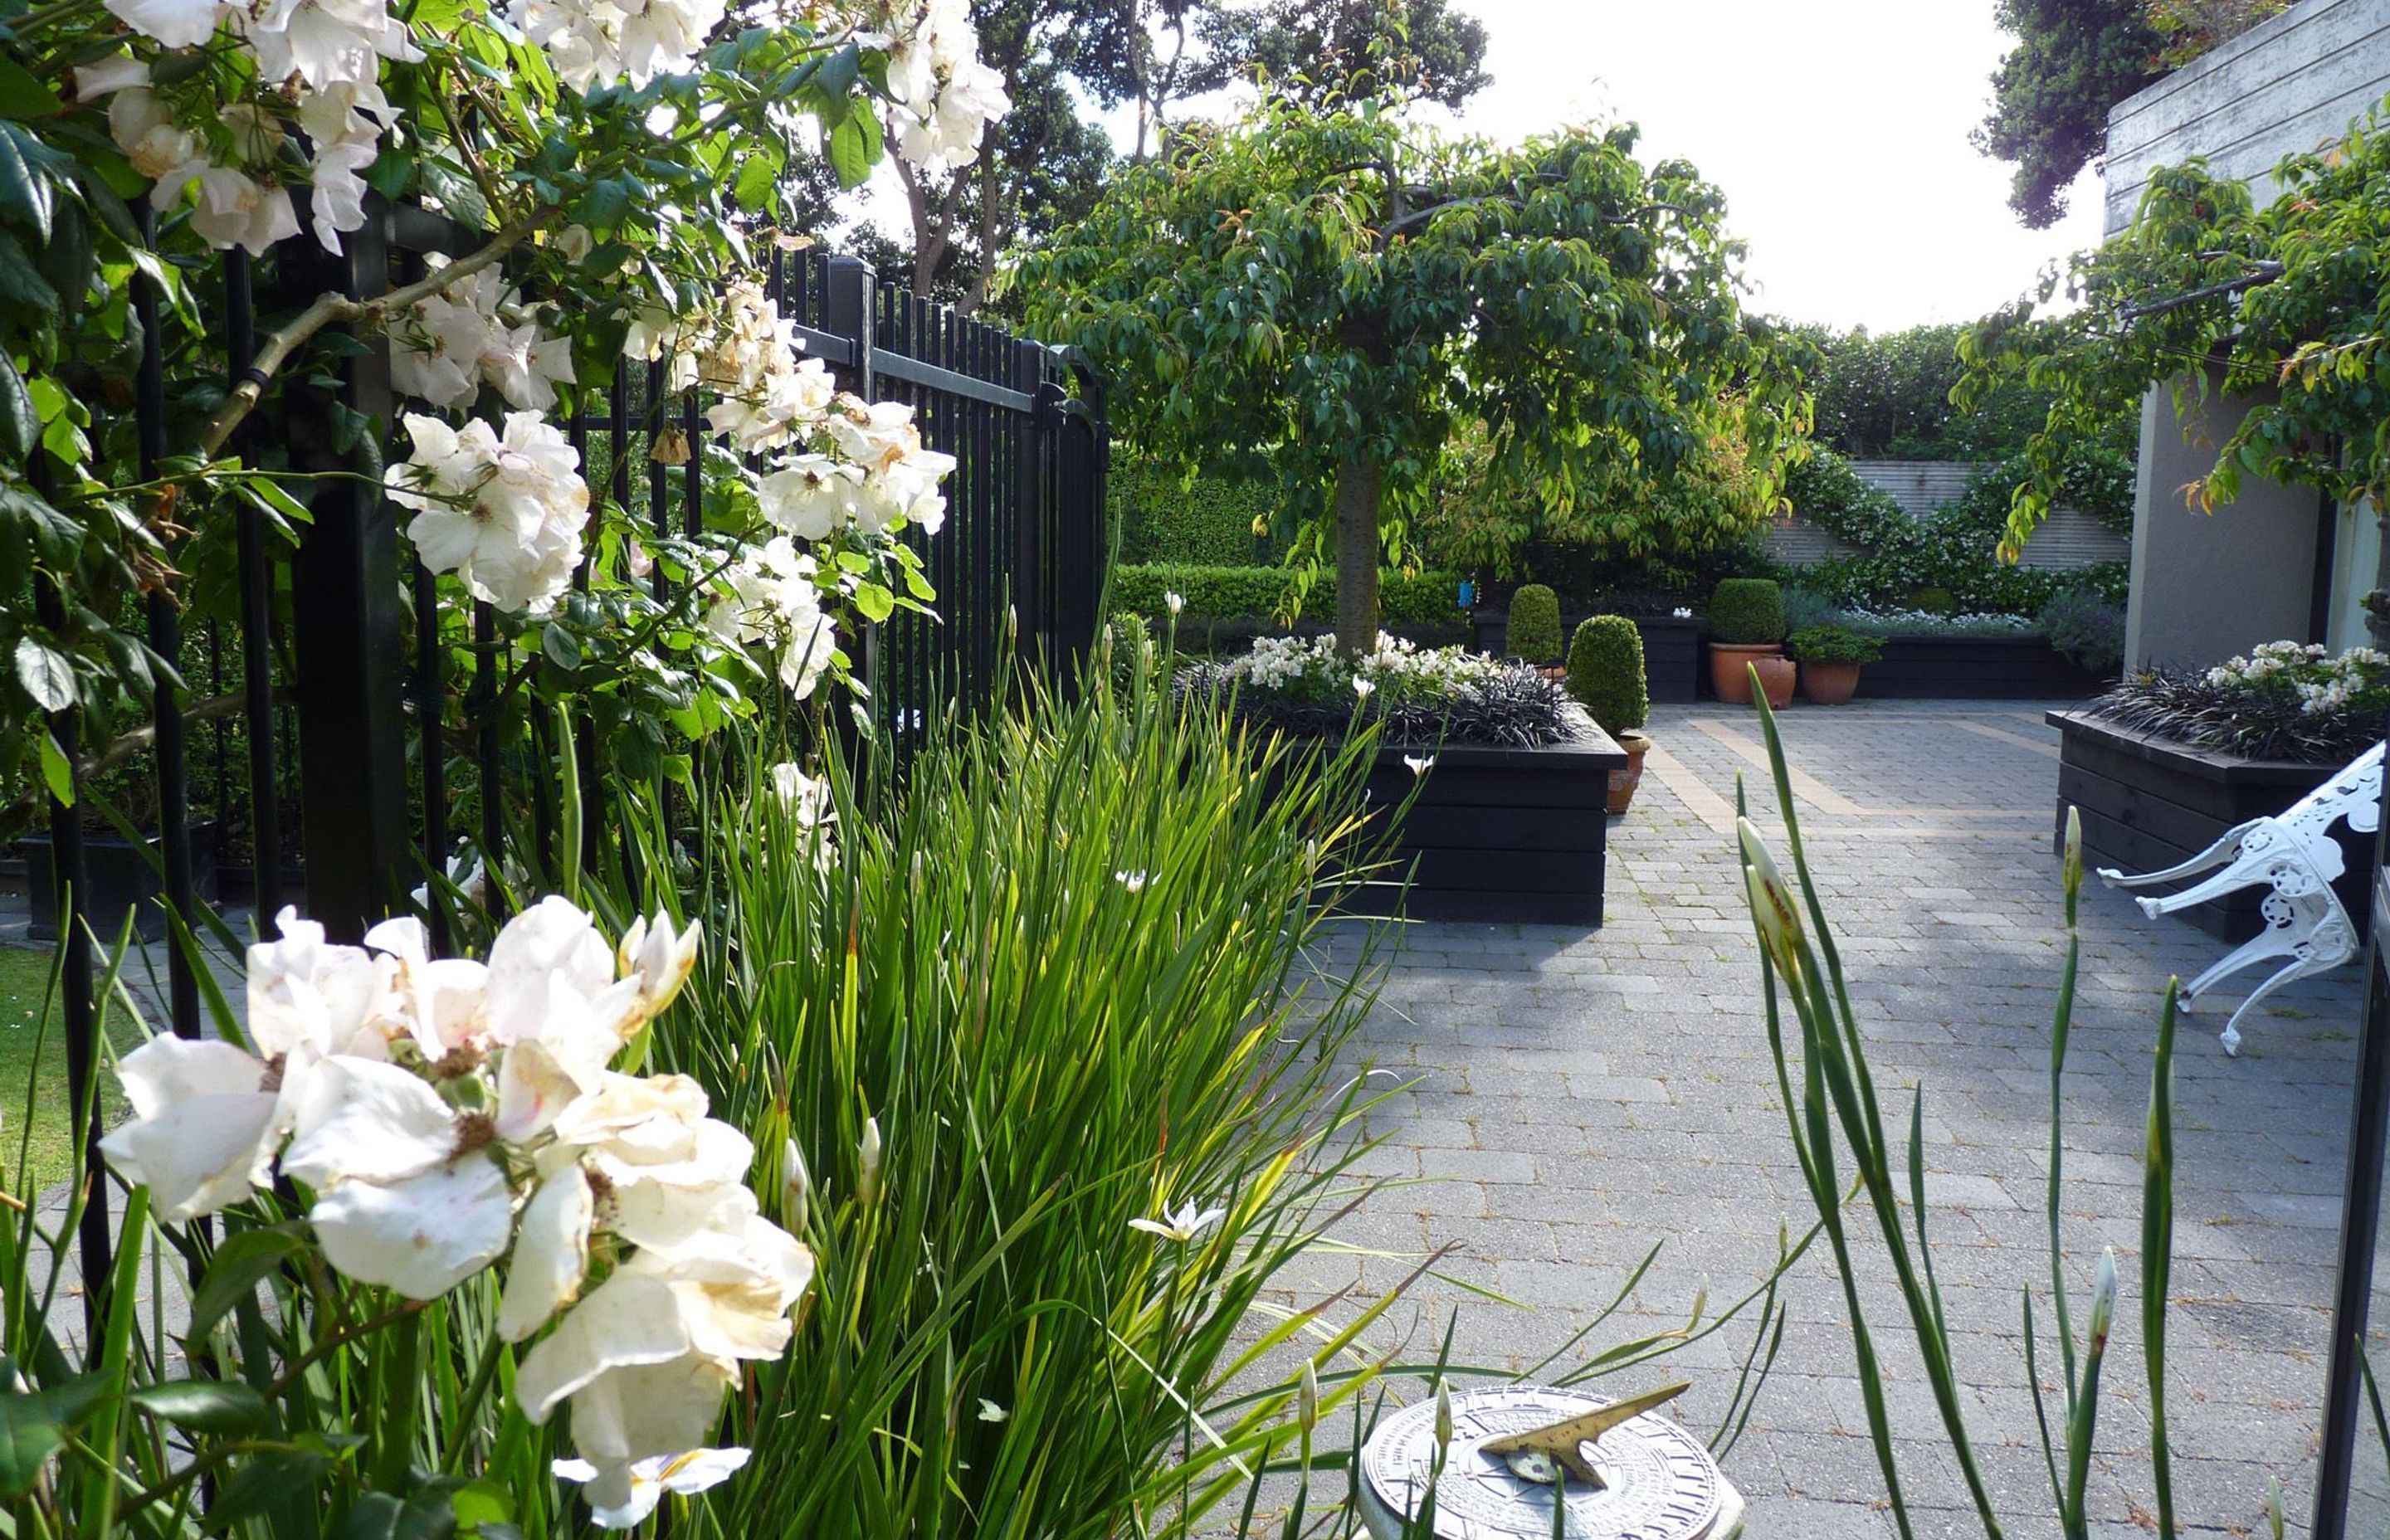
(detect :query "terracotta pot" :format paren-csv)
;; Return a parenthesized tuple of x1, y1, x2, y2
(1802, 660, 1862, 706)
(1708, 642, 1782, 704)
(1750, 655, 1797, 708)
(1607, 732, 1651, 815)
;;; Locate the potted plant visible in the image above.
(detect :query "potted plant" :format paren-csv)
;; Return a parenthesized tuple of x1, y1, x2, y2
(1568, 615, 1651, 814)
(1788, 624, 1884, 705)
(18, 763, 222, 942)
(1707, 578, 1791, 705)
(1507, 583, 1563, 673)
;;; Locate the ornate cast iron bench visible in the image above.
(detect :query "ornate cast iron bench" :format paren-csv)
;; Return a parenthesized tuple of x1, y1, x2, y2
(2099, 743, 2384, 1055)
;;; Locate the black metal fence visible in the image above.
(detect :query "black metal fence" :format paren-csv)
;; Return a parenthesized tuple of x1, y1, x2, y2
(22, 200, 1108, 1311)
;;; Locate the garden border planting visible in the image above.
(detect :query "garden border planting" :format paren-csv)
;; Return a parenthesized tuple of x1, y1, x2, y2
(1473, 610, 1702, 702)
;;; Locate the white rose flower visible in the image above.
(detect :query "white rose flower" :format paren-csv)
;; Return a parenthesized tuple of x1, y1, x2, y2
(757, 456, 861, 541)
(241, 0, 420, 90)
(103, 0, 230, 48)
(388, 412, 591, 614)
(99, 1038, 280, 1221)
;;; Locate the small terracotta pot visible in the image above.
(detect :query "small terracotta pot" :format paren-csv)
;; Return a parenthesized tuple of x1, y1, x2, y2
(1749, 655, 1797, 708)
(1709, 642, 1782, 704)
(1802, 660, 1862, 706)
(1607, 731, 1651, 815)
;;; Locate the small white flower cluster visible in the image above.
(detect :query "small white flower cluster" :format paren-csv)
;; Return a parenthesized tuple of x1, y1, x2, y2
(1836, 607, 2040, 636)
(385, 412, 593, 615)
(517, 0, 728, 91)
(82, 0, 417, 254)
(2203, 640, 2390, 717)
(1232, 632, 1500, 702)
(104, 899, 812, 1528)
(872, 0, 1012, 172)
(392, 261, 578, 413)
(707, 537, 838, 697)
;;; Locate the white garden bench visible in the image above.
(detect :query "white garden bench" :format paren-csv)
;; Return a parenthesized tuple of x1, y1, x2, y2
(2099, 741, 2383, 1055)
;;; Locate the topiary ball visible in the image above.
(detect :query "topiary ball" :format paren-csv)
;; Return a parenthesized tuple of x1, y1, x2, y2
(1706, 578, 1785, 645)
(1508, 584, 1563, 663)
(1566, 616, 1648, 736)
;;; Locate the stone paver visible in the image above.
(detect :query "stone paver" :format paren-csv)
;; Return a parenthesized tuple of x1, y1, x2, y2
(1297, 699, 2373, 1538)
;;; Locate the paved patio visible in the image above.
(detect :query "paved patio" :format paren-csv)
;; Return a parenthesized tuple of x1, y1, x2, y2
(1308, 699, 2375, 1538)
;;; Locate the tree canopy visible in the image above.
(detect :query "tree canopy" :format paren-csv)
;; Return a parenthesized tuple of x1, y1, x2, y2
(1199, 0, 1491, 110)
(1975, 0, 2159, 228)
(1012, 94, 1808, 651)
(1958, 99, 2390, 559)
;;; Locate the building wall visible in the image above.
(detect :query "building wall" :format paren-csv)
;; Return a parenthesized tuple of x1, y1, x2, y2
(2103, 0, 2390, 236)
(2122, 383, 2324, 670)
(2102, 0, 2389, 669)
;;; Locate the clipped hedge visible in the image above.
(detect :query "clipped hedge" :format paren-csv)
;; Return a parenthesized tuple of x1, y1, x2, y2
(1507, 584, 1563, 663)
(1708, 578, 1785, 644)
(1108, 454, 1277, 566)
(1110, 564, 1467, 628)
(1567, 616, 1647, 735)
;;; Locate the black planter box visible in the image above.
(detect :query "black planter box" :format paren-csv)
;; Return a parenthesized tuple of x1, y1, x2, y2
(1866, 636, 2103, 699)
(19, 822, 222, 943)
(1344, 709, 1627, 927)
(1470, 610, 1701, 703)
(2050, 710, 2363, 942)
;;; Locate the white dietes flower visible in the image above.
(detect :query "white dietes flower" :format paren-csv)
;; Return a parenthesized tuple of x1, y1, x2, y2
(1128, 1201, 1225, 1244)
(553, 1447, 751, 1529)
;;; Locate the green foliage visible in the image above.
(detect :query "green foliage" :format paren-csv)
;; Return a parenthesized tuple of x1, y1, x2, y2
(1505, 584, 1563, 663)
(1108, 450, 1274, 565)
(1110, 563, 1465, 627)
(1779, 446, 2129, 615)
(646, 666, 1402, 1535)
(1414, 400, 1797, 579)
(1792, 322, 2134, 463)
(1976, 0, 2160, 227)
(1707, 578, 1786, 646)
(1908, 586, 1959, 615)
(1960, 100, 2390, 547)
(2041, 587, 2127, 675)
(2146, 0, 2290, 66)
(1015, 90, 1808, 649)
(1197, 0, 1492, 110)
(1565, 616, 1647, 734)
(1787, 625, 1885, 665)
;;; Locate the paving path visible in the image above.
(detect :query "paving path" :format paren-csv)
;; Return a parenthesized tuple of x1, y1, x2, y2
(1305, 699, 2375, 1539)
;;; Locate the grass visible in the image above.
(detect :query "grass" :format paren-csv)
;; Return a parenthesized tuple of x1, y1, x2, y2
(0, 939, 129, 1198)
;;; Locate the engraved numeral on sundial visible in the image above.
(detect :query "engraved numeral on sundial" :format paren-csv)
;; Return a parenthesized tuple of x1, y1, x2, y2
(1475, 1382, 1690, 1488)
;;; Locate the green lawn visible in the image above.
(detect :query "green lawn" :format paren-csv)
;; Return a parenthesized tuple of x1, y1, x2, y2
(0, 942, 124, 1196)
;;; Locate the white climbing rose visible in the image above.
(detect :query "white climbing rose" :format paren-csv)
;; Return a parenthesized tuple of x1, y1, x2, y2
(387, 412, 591, 615)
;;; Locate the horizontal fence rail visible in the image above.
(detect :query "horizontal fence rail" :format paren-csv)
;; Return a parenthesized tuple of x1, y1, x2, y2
(17, 201, 1108, 1322)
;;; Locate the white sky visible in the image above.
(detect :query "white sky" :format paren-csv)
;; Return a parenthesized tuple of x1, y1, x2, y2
(1434, 0, 2110, 330)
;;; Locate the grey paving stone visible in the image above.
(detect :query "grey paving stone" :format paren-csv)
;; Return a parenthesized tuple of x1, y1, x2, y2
(1312, 699, 2368, 1538)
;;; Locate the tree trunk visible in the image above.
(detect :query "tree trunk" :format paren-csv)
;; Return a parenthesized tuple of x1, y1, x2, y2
(1334, 461, 1383, 657)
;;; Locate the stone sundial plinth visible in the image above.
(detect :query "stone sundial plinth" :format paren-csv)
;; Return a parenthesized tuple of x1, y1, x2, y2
(1357, 1383, 1745, 1540)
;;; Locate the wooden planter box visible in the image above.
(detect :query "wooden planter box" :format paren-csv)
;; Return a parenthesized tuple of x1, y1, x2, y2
(1866, 636, 2104, 699)
(1697, 635, 2103, 701)
(1344, 709, 1627, 927)
(1470, 611, 1701, 703)
(19, 822, 222, 943)
(2050, 709, 2366, 941)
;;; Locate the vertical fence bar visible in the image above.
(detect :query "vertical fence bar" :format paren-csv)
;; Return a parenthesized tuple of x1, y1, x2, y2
(1012, 339, 1047, 667)
(825, 256, 878, 725)
(285, 201, 408, 940)
(474, 602, 505, 920)
(132, 211, 198, 1040)
(227, 251, 286, 924)
(32, 559, 107, 1326)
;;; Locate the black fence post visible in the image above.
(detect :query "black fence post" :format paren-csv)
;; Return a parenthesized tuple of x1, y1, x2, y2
(283, 197, 410, 940)
(824, 256, 885, 711)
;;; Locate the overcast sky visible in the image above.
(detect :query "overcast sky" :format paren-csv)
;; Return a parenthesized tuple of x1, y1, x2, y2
(1436, 0, 2110, 332)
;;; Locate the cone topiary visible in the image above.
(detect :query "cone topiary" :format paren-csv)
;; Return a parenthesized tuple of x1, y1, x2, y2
(1508, 584, 1563, 663)
(1567, 616, 1648, 736)
(1706, 578, 1785, 645)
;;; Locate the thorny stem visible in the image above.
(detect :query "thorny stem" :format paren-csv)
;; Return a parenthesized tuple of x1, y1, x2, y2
(197, 218, 543, 459)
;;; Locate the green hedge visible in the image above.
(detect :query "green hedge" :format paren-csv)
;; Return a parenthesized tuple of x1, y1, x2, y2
(1506, 584, 1563, 663)
(1708, 578, 1785, 644)
(1110, 564, 1466, 627)
(1567, 616, 1647, 735)
(1108, 455, 1278, 566)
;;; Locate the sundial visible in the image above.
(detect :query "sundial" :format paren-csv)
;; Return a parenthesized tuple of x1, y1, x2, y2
(1358, 1383, 1744, 1540)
